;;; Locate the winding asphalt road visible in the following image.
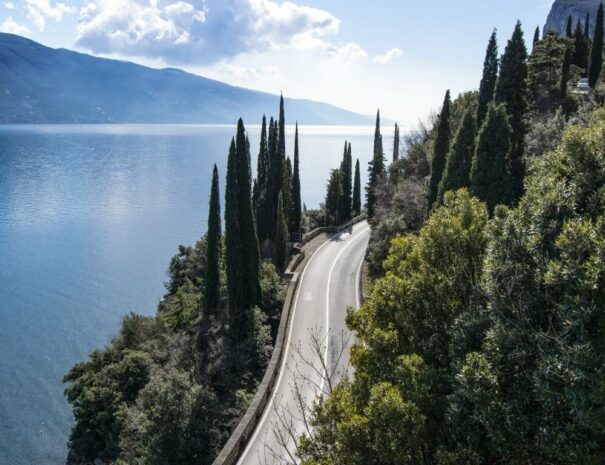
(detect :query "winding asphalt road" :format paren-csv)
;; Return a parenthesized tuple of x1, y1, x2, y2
(237, 221, 371, 465)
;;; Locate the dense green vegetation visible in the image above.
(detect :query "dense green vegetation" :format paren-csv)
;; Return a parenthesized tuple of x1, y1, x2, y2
(299, 109, 605, 465)
(299, 11, 605, 465)
(64, 98, 304, 465)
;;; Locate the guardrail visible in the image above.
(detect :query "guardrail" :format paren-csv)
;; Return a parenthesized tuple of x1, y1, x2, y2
(301, 213, 367, 245)
(211, 215, 367, 465)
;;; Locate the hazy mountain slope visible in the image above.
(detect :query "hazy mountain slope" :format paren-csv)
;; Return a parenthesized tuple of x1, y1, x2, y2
(544, 0, 601, 37)
(0, 33, 372, 124)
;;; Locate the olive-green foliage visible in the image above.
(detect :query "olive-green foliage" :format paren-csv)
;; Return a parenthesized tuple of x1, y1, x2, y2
(366, 177, 427, 278)
(470, 103, 513, 213)
(528, 30, 566, 112)
(437, 108, 477, 203)
(525, 108, 567, 160)
(299, 111, 605, 465)
(65, 230, 285, 464)
(116, 370, 219, 465)
(468, 113, 605, 463)
(302, 208, 328, 233)
(298, 190, 489, 465)
(165, 242, 206, 296)
(366, 113, 435, 279)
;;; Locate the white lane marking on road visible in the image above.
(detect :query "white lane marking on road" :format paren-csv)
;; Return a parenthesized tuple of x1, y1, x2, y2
(237, 228, 344, 464)
(322, 225, 371, 394)
(303, 291, 313, 301)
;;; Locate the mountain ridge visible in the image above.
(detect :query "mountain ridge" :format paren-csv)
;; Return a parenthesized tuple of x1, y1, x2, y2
(0, 33, 374, 125)
(544, 0, 601, 37)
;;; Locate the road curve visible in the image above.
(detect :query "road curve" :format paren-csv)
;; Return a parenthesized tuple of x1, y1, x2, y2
(237, 221, 371, 465)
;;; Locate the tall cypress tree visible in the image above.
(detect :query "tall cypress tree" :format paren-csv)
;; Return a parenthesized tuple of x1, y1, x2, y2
(573, 20, 589, 71)
(325, 169, 343, 226)
(561, 44, 572, 98)
(495, 20, 528, 203)
(366, 110, 385, 219)
(586, 12, 591, 38)
(226, 120, 261, 337)
(267, 96, 287, 238)
(470, 103, 513, 213)
(278, 94, 286, 163)
(204, 164, 222, 316)
(566, 15, 573, 37)
(225, 138, 244, 325)
(477, 30, 499, 125)
(437, 108, 477, 203)
(291, 122, 302, 235)
(339, 141, 353, 222)
(428, 90, 452, 209)
(276, 94, 286, 219)
(274, 191, 289, 272)
(255, 116, 270, 243)
(533, 26, 540, 49)
(265, 117, 278, 242)
(282, 157, 293, 232)
(393, 123, 400, 161)
(236, 119, 261, 310)
(353, 158, 361, 217)
(589, 3, 604, 88)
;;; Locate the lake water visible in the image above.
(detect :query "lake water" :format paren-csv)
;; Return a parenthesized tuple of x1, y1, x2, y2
(0, 123, 391, 465)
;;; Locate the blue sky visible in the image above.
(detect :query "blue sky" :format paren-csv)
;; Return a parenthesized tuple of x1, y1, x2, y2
(0, 1, 554, 125)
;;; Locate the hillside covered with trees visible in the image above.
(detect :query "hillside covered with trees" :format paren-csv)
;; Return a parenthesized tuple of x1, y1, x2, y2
(298, 5, 605, 465)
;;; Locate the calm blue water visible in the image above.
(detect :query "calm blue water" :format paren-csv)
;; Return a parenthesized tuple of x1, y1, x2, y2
(0, 123, 387, 465)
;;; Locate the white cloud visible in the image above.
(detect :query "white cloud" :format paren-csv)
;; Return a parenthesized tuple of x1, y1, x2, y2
(327, 42, 367, 64)
(4, 2, 15, 9)
(26, 0, 76, 31)
(373, 47, 403, 64)
(75, 0, 364, 65)
(0, 16, 31, 35)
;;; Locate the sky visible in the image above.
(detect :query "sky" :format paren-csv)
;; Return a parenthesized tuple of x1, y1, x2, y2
(0, 0, 554, 126)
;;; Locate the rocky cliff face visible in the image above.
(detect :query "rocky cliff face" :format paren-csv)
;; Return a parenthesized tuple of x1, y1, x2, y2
(544, 0, 601, 37)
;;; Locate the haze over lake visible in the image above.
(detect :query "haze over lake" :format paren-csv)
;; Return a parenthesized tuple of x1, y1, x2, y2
(0, 123, 391, 465)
